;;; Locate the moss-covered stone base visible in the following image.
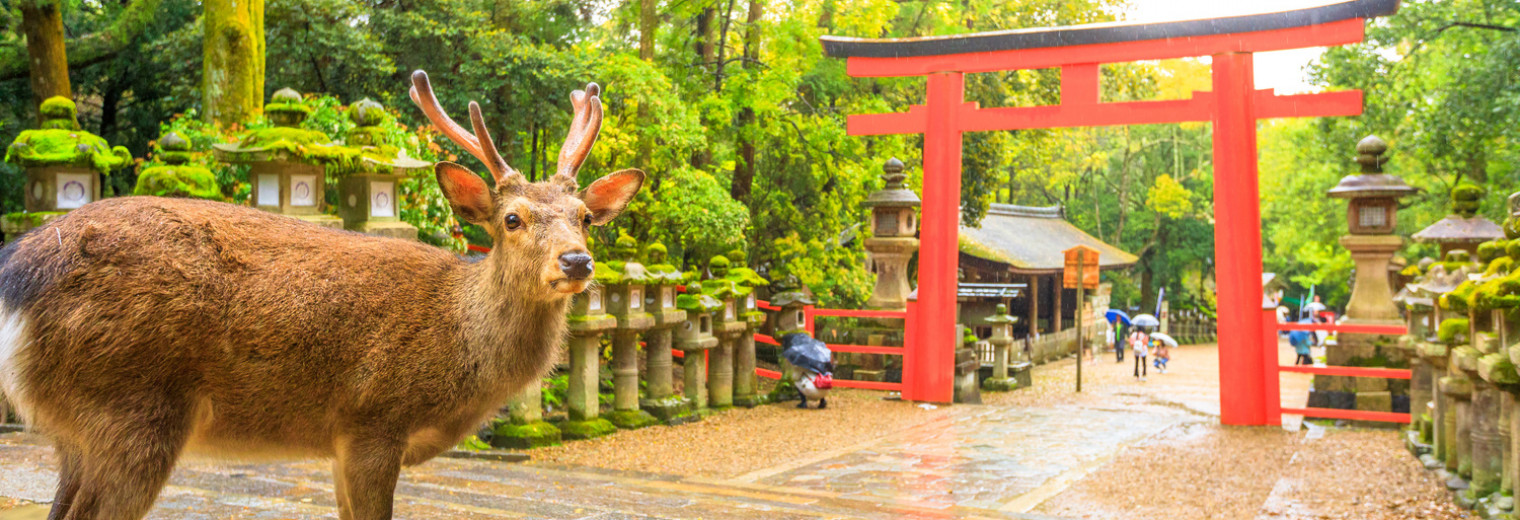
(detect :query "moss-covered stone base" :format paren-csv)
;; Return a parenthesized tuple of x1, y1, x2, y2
(295, 214, 344, 229)
(1011, 362, 1033, 389)
(605, 409, 659, 430)
(768, 379, 800, 403)
(355, 220, 418, 240)
(491, 421, 561, 450)
(982, 377, 1018, 392)
(560, 418, 617, 440)
(733, 394, 768, 408)
(640, 396, 693, 423)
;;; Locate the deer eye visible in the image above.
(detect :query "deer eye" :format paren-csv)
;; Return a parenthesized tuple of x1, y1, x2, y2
(505, 213, 522, 230)
(581, 214, 592, 227)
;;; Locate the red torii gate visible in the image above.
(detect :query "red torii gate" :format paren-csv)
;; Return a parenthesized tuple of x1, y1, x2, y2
(823, 0, 1401, 424)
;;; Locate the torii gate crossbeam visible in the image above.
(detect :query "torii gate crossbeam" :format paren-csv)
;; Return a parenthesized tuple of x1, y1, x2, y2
(822, 0, 1401, 424)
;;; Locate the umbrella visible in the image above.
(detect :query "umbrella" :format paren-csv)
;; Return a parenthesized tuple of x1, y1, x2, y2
(1303, 301, 1327, 314)
(1150, 332, 1178, 347)
(1132, 314, 1160, 327)
(1105, 309, 1131, 325)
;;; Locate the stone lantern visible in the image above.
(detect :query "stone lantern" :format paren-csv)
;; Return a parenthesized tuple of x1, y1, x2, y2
(133, 132, 222, 201)
(722, 249, 770, 407)
(2, 96, 132, 241)
(982, 304, 1021, 392)
(335, 99, 430, 239)
(213, 88, 343, 229)
(1310, 135, 1417, 418)
(561, 285, 617, 440)
(1415, 183, 1505, 260)
(705, 256, 750, 409)
(598, 233, 658, 429)
(862, 158, 921, 310)
(766, 274, 814, 403)
(675, 282, 723, 409)
(639, 243, 691, 424)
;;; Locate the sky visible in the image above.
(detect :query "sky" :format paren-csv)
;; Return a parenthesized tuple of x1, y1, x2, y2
(1119, 0, 1350, 94)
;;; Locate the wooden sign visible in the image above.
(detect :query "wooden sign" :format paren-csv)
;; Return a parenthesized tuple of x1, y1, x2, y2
(1063, 245, 1100, 289)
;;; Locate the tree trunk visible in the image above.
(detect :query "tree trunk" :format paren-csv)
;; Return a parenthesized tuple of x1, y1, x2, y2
(730, 0, 764, 202)
(203, 0, 266, 127)
(637, 0, 656, 167)
(21, 1, 71, 114)
(689, 5, 717, 168)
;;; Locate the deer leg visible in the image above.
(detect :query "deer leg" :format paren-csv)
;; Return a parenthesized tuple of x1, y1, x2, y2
(45, 443, 81, 520)
(333, 459, 353, 520)
(65, 409, 190, 520)
(334, 436, 403, 520)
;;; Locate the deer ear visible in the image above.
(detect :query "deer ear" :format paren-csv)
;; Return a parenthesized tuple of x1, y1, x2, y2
(580, 169, 644, 225)
(436, 162, 494, 224)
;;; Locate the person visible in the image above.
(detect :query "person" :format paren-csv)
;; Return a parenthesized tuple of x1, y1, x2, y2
(1288, 318, 1314, 366)
(1152, 337, 1171, 374)
(1128, 327, 1149, 380)
(1115, 322, 1127, 363)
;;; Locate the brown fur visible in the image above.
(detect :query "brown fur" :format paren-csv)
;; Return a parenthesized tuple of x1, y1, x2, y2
(2, 158, 640, 519)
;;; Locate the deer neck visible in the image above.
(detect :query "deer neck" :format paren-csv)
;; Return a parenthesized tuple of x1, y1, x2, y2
(456, 254, 570, 392)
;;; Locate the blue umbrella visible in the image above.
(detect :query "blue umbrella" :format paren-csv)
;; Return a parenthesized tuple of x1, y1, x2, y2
(1105, 309, 1131, 325)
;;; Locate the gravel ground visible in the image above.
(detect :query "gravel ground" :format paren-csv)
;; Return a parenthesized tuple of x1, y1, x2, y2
(526, 388, 953, 479)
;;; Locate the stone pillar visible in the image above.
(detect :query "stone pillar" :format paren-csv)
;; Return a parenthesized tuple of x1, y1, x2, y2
(734, 333, 761, 407)
(1471, 379, 1503, 498)
(709, 314, 743, 409)
(563, 287, 617, 440)
(1052, 276, 1063, 332)
(982, 304, 1018, 391)
(641, 245, 693, 423)
(1448, 347, 1479, 491)
(1028, 275, 1040, 335)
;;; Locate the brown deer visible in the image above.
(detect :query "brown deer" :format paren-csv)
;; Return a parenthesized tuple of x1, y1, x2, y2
(0, 70, 643, 520)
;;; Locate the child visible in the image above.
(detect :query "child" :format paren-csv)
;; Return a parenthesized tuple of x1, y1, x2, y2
(1152, 338, 1171, 374)
(1128, 327, 1149, 380)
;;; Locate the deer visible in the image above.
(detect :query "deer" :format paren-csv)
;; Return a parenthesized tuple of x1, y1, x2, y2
(0, 70, 643, 520)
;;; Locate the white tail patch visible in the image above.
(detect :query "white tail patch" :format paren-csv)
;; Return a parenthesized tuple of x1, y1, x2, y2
(0, 305, 33, 426)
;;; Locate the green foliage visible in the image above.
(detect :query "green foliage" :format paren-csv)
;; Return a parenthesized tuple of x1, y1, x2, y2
(640, 167, 750, 267)
(1439, 318, 1470, 347)
(5, 128, 132, 174)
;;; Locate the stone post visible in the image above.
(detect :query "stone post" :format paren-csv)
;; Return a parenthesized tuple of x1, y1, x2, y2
(1421, 340, 1451, 468)
(563, 286, 617, 440)
(1471, 347, 1509, 502)
(982, 304, 1019, 391)
(860, 158, 920, 383)
(640, 243, 691, 424)
(1448, 345, 1479, 493)
(675, 283, 722, 410)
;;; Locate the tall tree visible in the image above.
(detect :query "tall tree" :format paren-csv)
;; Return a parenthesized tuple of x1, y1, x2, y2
(19, 1, 70, 109)
(203, 0, 266, 126)
(729, 0, 764, 202)
(637, 0, 657, 167)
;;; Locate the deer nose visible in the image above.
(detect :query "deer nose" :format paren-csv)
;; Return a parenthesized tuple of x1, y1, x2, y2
(559, 252, 594, 280)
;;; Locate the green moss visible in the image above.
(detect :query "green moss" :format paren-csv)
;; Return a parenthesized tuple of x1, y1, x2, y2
(134, 165, 223, 200)
(1, 211, 66, 231)
(1443, 280, 1478, 313)
(1401, 263, 1424, 277)
(1439, 318, 1470, 346)
(1479, 240, 1504, 263)
(603, 409, 659, 429)
(38, 97, 78, 130)
(959, 233, 1016, 265)
(239, 126, 331, 149)
(559, 418, 617, 440)
(491, 421, 561, 449)
(454, 435, 491, 452)
(263, 101, 313, 116)
(5, 128, 132, 174)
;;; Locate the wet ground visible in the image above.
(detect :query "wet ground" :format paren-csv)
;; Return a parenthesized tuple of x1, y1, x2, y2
(0, 340, 1467, 519)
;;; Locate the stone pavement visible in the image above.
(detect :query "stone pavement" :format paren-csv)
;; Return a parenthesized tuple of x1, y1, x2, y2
(0, 343, 1312, 519)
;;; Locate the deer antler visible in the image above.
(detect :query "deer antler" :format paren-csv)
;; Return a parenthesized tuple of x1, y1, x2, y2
(409, 70, 520, 186)
(550, 83, 604, 191)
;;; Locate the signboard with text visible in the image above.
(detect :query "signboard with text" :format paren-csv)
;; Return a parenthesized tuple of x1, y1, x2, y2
(1063, 245, 1100, 289)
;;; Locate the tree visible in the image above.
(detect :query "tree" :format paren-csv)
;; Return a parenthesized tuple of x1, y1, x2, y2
(203, 0, 266, 126)
(4, 0, 167, 110)
(18, 1, 69, 109)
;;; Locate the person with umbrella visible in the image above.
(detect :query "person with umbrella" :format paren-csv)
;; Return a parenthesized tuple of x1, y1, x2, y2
(1106, 309, 1131, 363)
(1129, 314, 1159, 380)
(1150, 332, 1178, 374)
(1288, 319, 1315, 366)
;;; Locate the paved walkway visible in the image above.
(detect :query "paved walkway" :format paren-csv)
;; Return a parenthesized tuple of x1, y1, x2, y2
(0, 342, 1331, 520)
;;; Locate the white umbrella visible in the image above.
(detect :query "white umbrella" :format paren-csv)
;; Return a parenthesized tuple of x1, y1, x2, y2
(1304, 301, 1327, 313)
(1133, 314, 1160, 327)
(1150, 332, 1178, 347)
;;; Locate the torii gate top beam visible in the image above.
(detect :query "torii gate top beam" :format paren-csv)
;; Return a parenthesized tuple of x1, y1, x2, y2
(822, 0, 1399, 77)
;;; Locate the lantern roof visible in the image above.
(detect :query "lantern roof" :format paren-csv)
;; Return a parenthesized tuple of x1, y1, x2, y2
(1327, 136, 1416, 199)
(983, 303, 1019, 324)
(863, 157, 921, 208)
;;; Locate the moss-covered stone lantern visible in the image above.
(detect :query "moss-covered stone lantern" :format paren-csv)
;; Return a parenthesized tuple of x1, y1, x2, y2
(982, 304, 1021, 392)
(675, 282, 723, 409)
(1415, 183, 1505, 260)
(334, 99, 430, 240)
(598, 233, 658, 429)
(766, 273, 814, 403)
(722, 249, 770, 408)
(562, 284, 617, 440)
(3, 96, 133, 240)
(133, 132, 223, 201)
(639, 242, 691, 424)
(212, 88, 343, 229)
(705, 255, 751, 409)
